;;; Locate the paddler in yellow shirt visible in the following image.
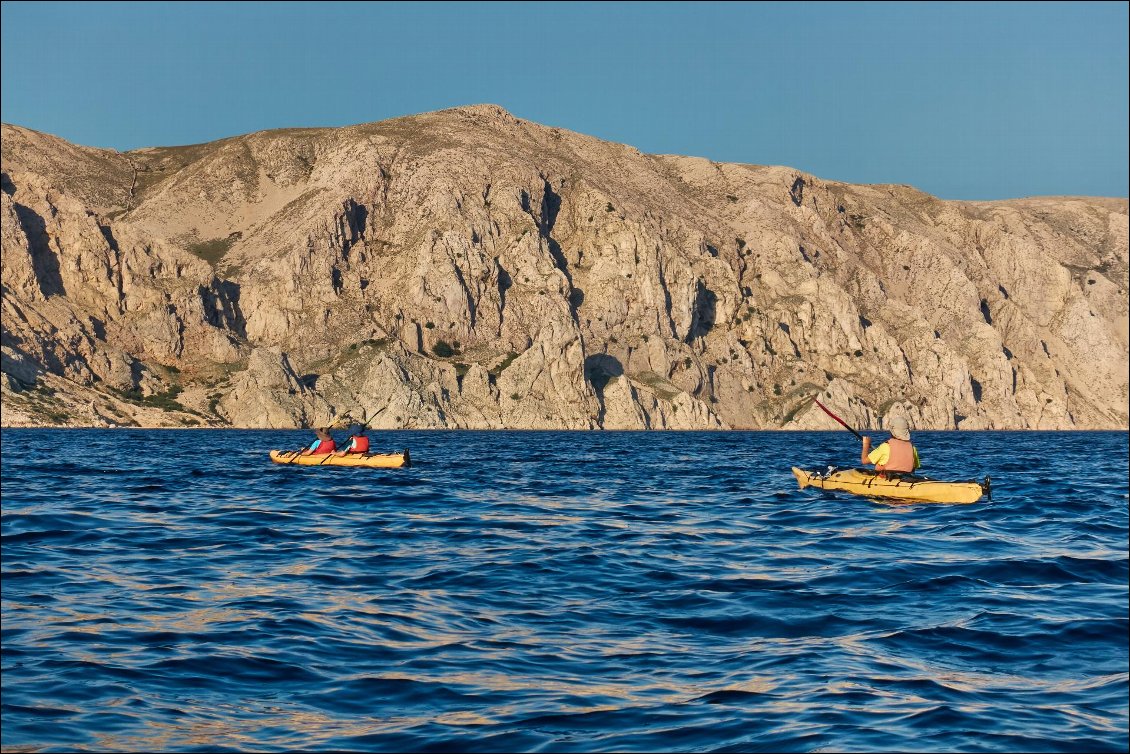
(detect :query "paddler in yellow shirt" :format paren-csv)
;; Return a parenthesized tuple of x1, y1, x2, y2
(861, 415, 921, 474)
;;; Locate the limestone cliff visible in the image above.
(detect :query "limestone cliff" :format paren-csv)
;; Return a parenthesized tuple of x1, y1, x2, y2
(2, 106, 1126, 430)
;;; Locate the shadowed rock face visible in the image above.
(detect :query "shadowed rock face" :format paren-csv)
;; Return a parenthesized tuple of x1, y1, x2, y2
(2, 105, 1127, 430)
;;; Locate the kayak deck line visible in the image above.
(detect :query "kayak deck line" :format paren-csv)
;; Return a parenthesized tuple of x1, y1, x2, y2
(792, 466, 989, 504)
(269, 449, 411, 468)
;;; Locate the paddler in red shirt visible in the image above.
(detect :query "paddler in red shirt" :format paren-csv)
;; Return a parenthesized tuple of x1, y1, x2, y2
(334, 424, 370, 456)
(300, 427, 337, 455)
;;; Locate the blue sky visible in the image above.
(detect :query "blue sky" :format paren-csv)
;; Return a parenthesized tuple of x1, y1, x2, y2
(1, 1, 1126, 200)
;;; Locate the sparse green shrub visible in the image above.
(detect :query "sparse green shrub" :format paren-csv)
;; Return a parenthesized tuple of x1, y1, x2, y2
(433, 340, 455, 358)
(114, 385, 187, 413)
(143, 386, 187, 412)
(187, 236, 236, 266)
(491, 352, 519, 376)
(120, 388, 143, 402)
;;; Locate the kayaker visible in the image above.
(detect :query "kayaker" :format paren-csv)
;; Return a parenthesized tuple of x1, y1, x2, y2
(861, 415, 920, 473)
(334, 424, 370, 456)
(300, 427, 336, 455)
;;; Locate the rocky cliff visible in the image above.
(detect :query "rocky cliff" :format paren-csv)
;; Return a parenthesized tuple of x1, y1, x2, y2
(2, 105, 1127, 430)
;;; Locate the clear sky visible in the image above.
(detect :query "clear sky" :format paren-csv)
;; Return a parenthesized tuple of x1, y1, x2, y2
(1, 1, 1126, 200)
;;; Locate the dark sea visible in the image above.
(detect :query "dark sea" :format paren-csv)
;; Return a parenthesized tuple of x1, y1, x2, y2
(1, 429, 1127, 753)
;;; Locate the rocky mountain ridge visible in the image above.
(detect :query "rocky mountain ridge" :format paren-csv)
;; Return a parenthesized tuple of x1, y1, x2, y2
(2, 105, 1127, 430)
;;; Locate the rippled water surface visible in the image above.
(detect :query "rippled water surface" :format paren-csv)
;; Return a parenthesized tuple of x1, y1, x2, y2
(2, 429, 1127, 752)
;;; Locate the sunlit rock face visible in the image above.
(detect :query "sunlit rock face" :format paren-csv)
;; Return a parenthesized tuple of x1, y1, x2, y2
(2, 106, 1126, 429)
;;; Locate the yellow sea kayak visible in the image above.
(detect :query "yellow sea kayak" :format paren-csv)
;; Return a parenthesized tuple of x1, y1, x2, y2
(270, 449, 411, 468)
(792, 467, 989, 504)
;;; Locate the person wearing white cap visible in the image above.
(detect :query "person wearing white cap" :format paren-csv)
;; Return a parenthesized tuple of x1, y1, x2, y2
(860, 414, 921, 473)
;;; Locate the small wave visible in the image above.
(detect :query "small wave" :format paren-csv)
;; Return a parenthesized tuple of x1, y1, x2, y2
(145, 654, 326, 686)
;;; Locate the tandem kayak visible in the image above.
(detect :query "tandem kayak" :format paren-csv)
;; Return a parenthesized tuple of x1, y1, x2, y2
(270, 449, 411, 468)
(792, 466, 989, 504)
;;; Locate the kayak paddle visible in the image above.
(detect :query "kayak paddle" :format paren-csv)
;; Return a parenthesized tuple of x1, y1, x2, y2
(811, 397, 864, 440)
(349, 406, 387, 432)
